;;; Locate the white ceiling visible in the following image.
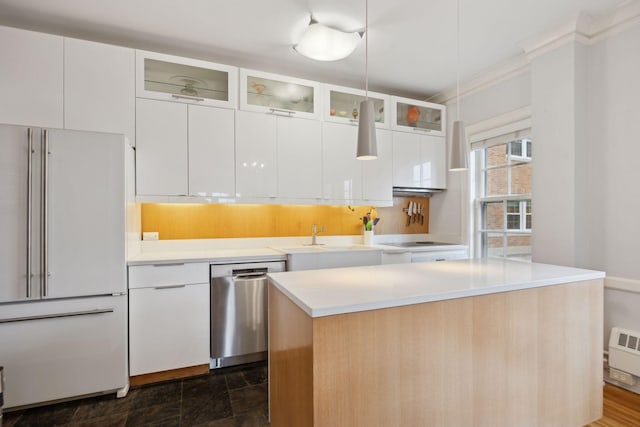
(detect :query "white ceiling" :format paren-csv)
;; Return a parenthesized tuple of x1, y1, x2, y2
(0, 0, 626, 99)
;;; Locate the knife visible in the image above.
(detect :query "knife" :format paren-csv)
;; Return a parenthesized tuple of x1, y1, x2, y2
(420, 203, 424, 225)
(406, 201, 413, 226)
(413, 201, 418, 223)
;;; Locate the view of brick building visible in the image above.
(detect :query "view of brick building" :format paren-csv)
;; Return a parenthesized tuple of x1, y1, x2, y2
(479, 139, 532, 260)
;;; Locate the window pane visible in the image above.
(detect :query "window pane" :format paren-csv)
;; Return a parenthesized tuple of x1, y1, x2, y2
(526, 140, 532, 158)
(485, 167, 508, 196)
(485, 233, 505, 258)
(526, 214, 532, 229)
(510, 162, 532, 195)
(509, 141, 522, 157)
(506, 201, 520, 213)
(486, 143, 509, 168)
(507, 214, 520, 230)
(506, 235, 532, 262)
(482, 202, 503, 230)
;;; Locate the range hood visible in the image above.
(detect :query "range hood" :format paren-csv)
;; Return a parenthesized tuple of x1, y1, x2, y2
(392, 187, 444, 198)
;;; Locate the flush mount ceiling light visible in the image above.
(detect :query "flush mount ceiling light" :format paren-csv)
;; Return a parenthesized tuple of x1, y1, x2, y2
(293, 18, 363, 61)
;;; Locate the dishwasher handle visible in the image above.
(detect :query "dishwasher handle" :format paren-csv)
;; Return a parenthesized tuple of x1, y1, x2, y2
(232, 268, 268, 279)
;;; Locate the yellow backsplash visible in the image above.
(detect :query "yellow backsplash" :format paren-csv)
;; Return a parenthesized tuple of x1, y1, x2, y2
(141, 198, 428, 239)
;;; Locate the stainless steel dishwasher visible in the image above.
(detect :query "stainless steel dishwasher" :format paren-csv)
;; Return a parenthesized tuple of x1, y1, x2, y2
(210, 260, 285, 368)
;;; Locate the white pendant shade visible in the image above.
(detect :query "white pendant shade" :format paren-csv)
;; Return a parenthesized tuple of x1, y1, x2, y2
(294, 21, 363, 62)
(357, 99, 377, 159)
(449, 120, 468, 171)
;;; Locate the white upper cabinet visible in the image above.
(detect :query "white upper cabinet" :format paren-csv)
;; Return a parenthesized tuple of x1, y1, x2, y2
(235, 111, 278, 199)
(391, 96, 446, 136)
(136, 98, 188, 196)
(136, 98, 235, 199)
(188, 105, 235, 199)
(393, 131, 446, 189)
(239, 69, 320, 120)
(322, 84, 389, 129)
(235, 110, 321, 202)
(64, 38, 135, 145)
(0, 26, 63, 128)
(362, 129, 393, 205)
(277, 118, 322, 200)
(136, 50, 237, 109)
(322, 122, 363, 203)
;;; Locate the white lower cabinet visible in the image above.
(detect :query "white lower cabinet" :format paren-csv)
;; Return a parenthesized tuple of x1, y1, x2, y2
(411, 249, 467, 263)
(381, 251, 412, 265)
(128, 263, 210, 376)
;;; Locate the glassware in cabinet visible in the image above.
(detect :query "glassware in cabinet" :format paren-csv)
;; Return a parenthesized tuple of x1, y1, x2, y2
(136, 50, 237, 108)
(323, 85, 389, 128)
(391, 96, 446, 136)
(240, 69, 320, 120)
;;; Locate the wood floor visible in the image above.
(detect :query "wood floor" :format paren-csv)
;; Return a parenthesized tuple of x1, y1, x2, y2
(587, 384, 640, 426)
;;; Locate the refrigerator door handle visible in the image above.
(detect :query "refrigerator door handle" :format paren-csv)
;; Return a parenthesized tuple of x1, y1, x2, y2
(26, 128, 34, 298)
(41, 129, 49, 298)
(0, 308, 115, 324)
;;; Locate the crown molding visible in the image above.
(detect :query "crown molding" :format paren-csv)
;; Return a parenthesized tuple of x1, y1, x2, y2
(430, 0, 640, 105)
(428, 55, 530, 104)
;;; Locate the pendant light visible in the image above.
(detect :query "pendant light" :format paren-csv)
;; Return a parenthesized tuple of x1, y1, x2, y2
(449, 0, 468, 171)
(356, 0, 377, 160)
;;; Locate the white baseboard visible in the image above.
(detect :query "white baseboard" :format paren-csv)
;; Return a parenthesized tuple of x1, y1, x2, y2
(605, 276, 640, 294)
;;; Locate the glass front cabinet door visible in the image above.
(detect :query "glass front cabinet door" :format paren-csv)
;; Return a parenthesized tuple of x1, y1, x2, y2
(239, 69, 320, 120)
(136, 50, 237, 108)
(390, 96, 446, 136)
(322, 84, 389, 128)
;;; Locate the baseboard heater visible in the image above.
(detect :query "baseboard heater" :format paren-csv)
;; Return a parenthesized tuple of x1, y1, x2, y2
(609, 326, 640, 385)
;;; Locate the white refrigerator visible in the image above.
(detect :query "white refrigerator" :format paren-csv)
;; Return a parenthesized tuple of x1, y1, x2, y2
(0, 124, 128, 409)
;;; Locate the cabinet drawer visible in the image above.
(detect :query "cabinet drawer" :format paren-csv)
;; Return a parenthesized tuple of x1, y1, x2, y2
(128, 262, 209, 288)
(411, 250, 467, 263)
(129, 283, 210, 375)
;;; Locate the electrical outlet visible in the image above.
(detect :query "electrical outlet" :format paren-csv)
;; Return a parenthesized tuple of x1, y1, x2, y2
(609, 367, 636, 386)
(143, 231, 159, 241)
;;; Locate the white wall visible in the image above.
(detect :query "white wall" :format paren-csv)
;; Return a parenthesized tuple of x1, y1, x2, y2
(431, 22, 640, 348)
(586, 24, 640, 345)
(429, 71, 531, 242)
(530, 41, 586, 266)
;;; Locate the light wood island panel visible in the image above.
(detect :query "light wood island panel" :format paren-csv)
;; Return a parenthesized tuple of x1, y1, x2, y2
(268, 279, 603, 427)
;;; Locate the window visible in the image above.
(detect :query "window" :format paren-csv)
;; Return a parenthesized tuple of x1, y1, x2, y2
(506, 139, 531, 160)
(506, 201, 531, 231)
(472, 130, 532, 262)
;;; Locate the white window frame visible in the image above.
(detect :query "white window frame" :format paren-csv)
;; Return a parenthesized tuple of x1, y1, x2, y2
(466, 107, 532, 260)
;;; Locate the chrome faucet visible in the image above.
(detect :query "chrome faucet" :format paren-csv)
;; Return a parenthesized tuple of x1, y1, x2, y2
(311, 224, 325, 245)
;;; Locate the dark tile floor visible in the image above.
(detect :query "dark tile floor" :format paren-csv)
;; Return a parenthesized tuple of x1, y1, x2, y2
(3, 362, 269, 427)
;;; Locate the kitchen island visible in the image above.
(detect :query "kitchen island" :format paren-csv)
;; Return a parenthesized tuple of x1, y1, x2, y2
(267, 259, 605, 427)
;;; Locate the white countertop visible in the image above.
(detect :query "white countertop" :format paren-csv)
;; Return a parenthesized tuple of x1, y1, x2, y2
(128, 247, 286, 265)
(267, 258, 605, 318)
(127, 235, 466, 265)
